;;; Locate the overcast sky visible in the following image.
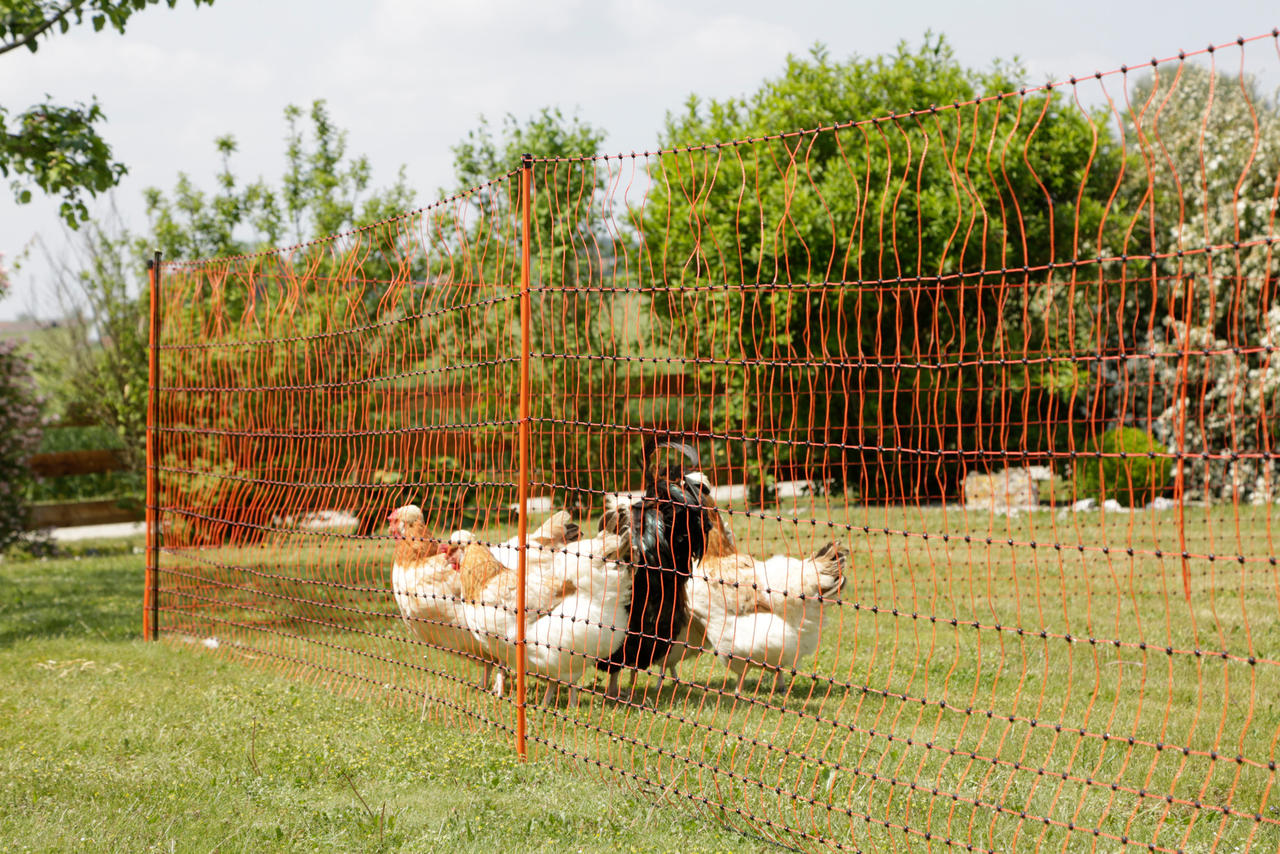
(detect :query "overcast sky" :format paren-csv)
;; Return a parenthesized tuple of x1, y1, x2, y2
(1, 0, 1277, 320)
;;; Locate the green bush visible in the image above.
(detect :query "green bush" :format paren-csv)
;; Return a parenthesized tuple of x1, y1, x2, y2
(409, 456, 515, 531)
(0, 340, 43, 550)
(29, 425, 140, 503)
(1073, 427, 1172, 507)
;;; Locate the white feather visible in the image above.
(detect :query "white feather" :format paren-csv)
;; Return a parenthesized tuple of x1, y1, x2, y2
(462, 532, 634, 690)
(689, 541, 847, 690)
(526, 533, 633, 686)
(392, 548, 485, 659)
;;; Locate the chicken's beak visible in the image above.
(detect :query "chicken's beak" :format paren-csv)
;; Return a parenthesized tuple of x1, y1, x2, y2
(388, 515, 401, 538)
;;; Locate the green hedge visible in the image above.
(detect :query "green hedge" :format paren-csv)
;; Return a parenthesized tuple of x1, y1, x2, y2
(0, 341, 41, 549)
(28, 425, 140, 503)
(1073, 427, 1172, 507)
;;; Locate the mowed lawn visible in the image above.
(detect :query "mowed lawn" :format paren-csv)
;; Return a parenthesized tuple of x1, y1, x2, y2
(152, 499, 1280, 852)
(0, 540, 770, 853)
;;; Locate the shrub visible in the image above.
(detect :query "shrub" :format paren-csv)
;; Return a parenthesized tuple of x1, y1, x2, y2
(0, 340, 43, 551)
(416, 456, 515, 530)
(1073, 427, 1172, 507)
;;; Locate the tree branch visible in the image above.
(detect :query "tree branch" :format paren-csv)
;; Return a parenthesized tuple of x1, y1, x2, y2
(0, 3, 78, 59)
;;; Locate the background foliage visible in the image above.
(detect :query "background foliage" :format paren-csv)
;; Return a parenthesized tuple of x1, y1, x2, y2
(643, 37, 1122, 500)
(1072, 426, 1172, 506)
(0, 261, 43, 550)
(0, 0, 215, 226)
(1099, 64, 1280, 501)
(21, 38, 1280, 534)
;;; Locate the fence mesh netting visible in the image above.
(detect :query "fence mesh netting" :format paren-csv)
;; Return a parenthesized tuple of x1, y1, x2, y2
(150, 33, 1280, 852)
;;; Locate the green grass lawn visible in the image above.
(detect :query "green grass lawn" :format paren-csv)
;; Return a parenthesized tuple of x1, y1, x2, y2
(148, 500, 1280, 852)
(0, 540, 771, 853)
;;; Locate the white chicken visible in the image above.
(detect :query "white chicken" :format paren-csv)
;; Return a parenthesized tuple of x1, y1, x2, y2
(686, 507, 849, 693)
(457, 528, 634, 706)
(388, 505, 494, 695)
(454, 510, 580, 573)
(390, 507, 584, 697)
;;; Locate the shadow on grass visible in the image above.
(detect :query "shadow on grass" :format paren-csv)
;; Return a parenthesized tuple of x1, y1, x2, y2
(530, 669, 849, 719)
(0, 551, 143, 647)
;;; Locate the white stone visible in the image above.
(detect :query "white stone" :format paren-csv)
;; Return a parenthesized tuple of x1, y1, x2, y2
(774, 480, 816, 498)
(526, 496, 554, 513)
(506, 496, 556, 513)
(962, 468, 1040, 514)
(709, 483, 749, 502)
(296, 510, 360, 532)
(1057, 498, 1097, 520)
(47, 521, 147, 542)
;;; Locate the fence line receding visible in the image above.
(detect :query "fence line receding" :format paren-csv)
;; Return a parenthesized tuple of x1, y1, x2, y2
(149, 29, 1280, 853)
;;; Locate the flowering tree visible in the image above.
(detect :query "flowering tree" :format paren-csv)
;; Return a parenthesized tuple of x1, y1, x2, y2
(1105, 63, 1280, 501)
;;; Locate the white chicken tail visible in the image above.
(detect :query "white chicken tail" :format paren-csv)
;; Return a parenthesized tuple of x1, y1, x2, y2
(526, 510, 581, 548)
(810, 541, 849, 599)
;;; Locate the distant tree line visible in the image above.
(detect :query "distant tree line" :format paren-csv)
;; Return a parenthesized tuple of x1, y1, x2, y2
(13, 33, 1280, 549)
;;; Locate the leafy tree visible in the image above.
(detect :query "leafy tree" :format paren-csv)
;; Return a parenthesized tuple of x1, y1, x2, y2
(641, 36, 1122, 500)
(439, 108, 626, 511)
(29, 103, 417, 542)
(0, 0, 215, 226)
(145, 110, 610, 541)
(39, 100, 415, 450)
(1073, 426, 1172, 506)
(144, 99, 415, 261)
(1127, 63, 1280, 310)
(443, 107, 613, 297)
(138, 100, 419, 541)
(0, 340, 41, 550)
(30, 209, 147, 474)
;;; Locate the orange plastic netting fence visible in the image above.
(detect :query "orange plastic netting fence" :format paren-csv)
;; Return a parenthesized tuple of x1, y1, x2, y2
(148, 32, 1280, 852)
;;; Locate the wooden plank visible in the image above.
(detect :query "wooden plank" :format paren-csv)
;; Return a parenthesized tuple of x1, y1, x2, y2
(27, 449, 128, 478)
(29, 499, 143, 528)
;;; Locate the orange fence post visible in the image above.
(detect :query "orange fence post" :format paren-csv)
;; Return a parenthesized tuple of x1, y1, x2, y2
(1175, 275, 1193, 603)
(515, 153, 533, 760)
(144, 250, 162, 640)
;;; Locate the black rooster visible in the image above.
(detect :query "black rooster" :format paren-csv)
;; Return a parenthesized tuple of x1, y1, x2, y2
(597, 440, 712, 701)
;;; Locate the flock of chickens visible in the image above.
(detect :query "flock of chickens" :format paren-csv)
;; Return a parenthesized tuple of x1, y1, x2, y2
(389, 443, 849, 706)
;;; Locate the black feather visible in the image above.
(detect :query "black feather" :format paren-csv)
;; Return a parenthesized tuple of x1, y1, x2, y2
(598, 442, 711, 676)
